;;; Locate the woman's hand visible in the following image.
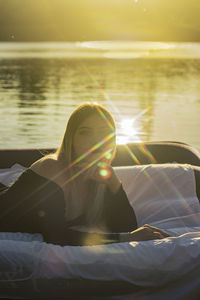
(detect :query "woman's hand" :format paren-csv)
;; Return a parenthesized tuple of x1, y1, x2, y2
(78, 155, 121, 194)
(120, 224, 170, 242)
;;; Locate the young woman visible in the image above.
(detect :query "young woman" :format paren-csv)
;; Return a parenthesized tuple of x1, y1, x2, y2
(0, 103, 172, 245)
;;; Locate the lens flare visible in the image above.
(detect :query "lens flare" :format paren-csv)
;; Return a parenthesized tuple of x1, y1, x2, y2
(125, 144, 141, 165)
(105, 151, 112, 160)
(59, 104, 116, 187)
(100, 169, 108, 177)
(99, 168, 111, 179)
(61, 143, 114, 186)
(76, 64, 195, 222)
(66, 131, 115, 170)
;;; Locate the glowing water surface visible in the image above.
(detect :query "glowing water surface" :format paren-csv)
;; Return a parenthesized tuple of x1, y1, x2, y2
(0, 41, 200, 151)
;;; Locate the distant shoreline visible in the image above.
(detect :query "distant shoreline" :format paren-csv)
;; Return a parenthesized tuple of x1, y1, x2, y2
(0, 41, 200, 60)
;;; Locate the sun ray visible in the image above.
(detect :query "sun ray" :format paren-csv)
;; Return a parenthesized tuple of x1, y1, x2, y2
(79, 62, 121, 117)
(139, 143, 157, 164)
(65, 131, 115, 171)
(124, 144, 141, 165)
(61, 146, 114, 186)
(79, 62, 158, 167)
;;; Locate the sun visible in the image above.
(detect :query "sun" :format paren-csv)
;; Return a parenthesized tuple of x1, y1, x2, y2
(117, 118, 141, 145)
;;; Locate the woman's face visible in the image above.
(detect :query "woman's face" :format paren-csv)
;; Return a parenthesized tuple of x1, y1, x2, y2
(72, 113, 116, 164)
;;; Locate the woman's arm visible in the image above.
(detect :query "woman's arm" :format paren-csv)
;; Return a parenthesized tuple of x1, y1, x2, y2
(61, 224, 170, 246)
(0, 169, 64, 234)
(119, 224, 170, 242)
(102, 183, 138, 233)
(79, 162, 138, 232)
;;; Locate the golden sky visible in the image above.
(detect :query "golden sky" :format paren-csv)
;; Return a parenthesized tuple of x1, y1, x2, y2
(0, 0, 200, 41)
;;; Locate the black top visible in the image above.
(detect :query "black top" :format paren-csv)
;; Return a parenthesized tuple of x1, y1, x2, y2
(0, 169, 137, 245)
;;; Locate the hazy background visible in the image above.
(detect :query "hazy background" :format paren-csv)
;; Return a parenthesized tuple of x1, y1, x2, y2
(0, 0, 200, 152)
(0, 0, 200, 42)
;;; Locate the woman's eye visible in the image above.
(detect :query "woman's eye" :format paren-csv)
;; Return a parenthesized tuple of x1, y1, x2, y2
(79, 130, 91, 136)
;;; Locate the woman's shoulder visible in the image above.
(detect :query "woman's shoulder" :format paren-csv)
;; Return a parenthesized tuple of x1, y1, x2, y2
(30, 156, 58, 179)
(30, 155, 69, 189)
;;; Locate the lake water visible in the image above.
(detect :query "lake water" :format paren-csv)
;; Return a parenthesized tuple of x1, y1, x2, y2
(0, 41, 200, 151)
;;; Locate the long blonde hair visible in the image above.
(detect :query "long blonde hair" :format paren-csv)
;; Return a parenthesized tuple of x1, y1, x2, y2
(56, 102, 116, 164)
(54, 102, 116, 226)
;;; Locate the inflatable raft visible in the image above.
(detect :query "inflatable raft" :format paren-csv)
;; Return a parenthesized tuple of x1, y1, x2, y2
(0, 141, 200, 300)
(0, 141, 200, 168)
